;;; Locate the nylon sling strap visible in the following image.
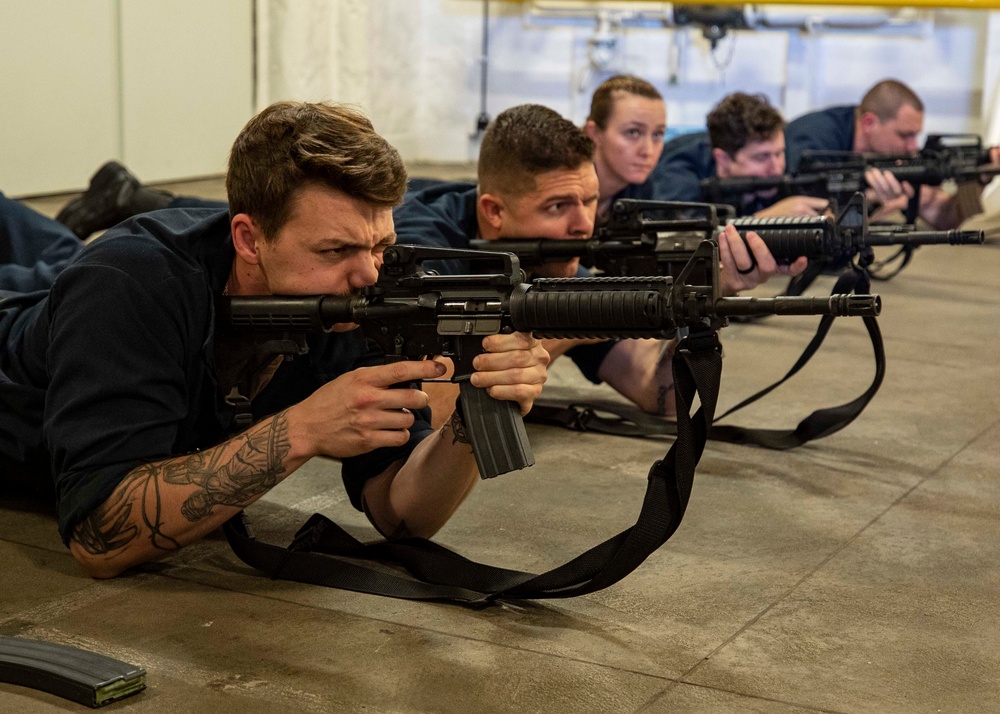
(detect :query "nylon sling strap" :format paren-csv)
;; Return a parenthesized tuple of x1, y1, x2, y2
(868, 245, 915, 281)
(706, 267, 885, 448)
(525, 267, 885, 450)
(222, 328, 722, 604)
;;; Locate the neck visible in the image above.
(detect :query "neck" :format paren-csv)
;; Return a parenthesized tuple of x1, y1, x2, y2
(226, 256, 266, 296)
(852, 127, 866, 154)
(595, 155, 627, 204)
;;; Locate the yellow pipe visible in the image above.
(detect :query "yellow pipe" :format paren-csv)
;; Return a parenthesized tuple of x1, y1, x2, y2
(510, 0, 1000, 9)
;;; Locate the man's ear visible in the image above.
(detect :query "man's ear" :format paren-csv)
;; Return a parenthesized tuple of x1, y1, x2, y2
(712, 147, 732, 177)
(857, 111, 879, 143)
(478, 192, 506, 237)
(584, 120, 600, 143)
(231, 213, 263, 264)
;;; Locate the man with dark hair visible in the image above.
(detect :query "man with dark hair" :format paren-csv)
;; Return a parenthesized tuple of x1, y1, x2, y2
(393, 103, 805, 420)
(649, 92, 829, 218)
(0, 100, 548, 578)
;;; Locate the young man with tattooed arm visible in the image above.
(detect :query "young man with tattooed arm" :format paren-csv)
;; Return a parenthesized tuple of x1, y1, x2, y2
(0, 101, 548, 578)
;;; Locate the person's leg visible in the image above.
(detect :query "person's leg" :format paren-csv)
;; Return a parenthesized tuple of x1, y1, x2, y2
(55, 161, 176, 239)
(0, 193, 83, 292)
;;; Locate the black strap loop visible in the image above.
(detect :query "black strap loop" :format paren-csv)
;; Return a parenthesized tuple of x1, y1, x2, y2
(524, 266, 885, 451)
(223, 329, 724, 605)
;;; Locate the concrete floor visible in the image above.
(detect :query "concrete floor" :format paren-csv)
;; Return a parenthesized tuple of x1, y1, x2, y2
(4, 170, 1000, 713)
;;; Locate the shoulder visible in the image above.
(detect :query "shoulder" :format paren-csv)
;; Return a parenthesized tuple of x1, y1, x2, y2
(396, 182, 477, 218)
(788, 105, 855, 131)
(660, 132, 711, 161)
(394, 182, 479, 247)
(51, 209, 229, 328)
(71, 208, 229, 286)
(650, 132, 714, 200)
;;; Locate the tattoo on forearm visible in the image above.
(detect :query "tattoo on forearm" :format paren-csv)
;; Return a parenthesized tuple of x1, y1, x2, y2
(72, 475, 175, 555)
(442, 409, 472, 449)
(165, 415, 291, 520)
(656, 384, 673, 416)
(387, 520, 413, 540)
(72, 413, 292, 556)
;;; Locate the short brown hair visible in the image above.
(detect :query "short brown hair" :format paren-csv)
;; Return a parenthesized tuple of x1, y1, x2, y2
(478, 104, 594, 197)
(587, 74, 663, 130)
(707, 92, 785, 156)
(227, 101, 408, 240)
(858, 79, 924, 121)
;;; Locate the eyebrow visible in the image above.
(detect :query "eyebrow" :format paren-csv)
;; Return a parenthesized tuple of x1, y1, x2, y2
(316, 232, 397, 250)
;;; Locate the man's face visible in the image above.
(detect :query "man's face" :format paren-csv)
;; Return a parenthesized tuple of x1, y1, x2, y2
(591, 94, 667, 187)
(716, 132, 786, 179)
(490, 164, 600, 278)
(861, 104, 923, 155)
(254, 184, 395, 298)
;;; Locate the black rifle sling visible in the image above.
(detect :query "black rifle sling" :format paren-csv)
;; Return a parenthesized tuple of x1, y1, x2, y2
(525, 269, 885, 450)
(868, 245, 915, 281)
(706, 268, 885, 447)
(222, 329, 722, 604)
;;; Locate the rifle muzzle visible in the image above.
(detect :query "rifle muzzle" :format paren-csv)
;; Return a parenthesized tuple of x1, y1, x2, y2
(714, 294, 881, 318)
(866, 229, 985, 248)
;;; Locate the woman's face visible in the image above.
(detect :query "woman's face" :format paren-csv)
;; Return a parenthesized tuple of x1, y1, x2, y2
(591, 93, 667, 188)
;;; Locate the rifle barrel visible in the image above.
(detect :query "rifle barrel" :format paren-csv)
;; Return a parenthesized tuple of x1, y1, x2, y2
(865, 229, 985, 248)
(714, 294, 881, 318)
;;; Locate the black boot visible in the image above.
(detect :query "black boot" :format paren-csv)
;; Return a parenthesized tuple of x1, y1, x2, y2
(56, 161, 174, 239)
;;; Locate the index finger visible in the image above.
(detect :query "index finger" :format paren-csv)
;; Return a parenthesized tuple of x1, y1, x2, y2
(719, 224, 752, 271)
(482, 331, 535, 353)
(743, 230, 778, 274)
(363, 359, 448, 387)
(805, 197, 830, 215)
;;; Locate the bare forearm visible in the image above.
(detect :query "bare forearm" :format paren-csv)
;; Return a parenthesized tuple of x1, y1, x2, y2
(362, 411, 478, 539)
(425, 381, 459, 430)
(920, 186, 960, 230)
(541, 337, 607, 360)
(70, 411, 305, 577)
(598, 339, 677, 416)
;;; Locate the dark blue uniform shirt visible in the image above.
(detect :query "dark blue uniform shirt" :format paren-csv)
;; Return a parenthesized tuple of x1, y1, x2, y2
(784, 105, 856, 173)
(648, 132, 716, 203)
(0, 208, 432, 540)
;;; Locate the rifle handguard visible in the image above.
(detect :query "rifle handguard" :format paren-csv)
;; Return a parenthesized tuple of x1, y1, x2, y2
(458, 380, 534, 479)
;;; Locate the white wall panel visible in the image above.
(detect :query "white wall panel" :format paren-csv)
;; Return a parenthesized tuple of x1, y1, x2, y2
(257, 1, 1000, 165)
(120, 0, 254, 182)
(0, 0, 119, 196)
